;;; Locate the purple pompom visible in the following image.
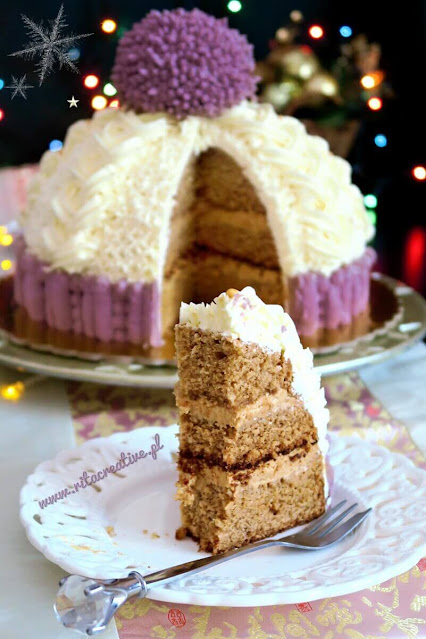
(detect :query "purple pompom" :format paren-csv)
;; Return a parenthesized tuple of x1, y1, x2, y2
(111, 8, 258, 119)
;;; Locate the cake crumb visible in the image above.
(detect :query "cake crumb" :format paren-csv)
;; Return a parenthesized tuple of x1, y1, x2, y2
(142, 529, 148, 534)
(226, 288, 239, 298)
(151, 532, 160, 539)
(105, 526, 116, 537)
(175, 526, 188, 540)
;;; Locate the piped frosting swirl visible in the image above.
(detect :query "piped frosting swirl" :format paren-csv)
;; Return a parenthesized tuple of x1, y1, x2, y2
(21, 101, 373, 284)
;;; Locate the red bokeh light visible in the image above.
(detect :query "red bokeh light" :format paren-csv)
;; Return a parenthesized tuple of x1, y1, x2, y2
(368, 97, 382, 111)
(84, 75, 99, 89)
(309, 25, 324, 39)
(412, 166, 426, 181)
(403, 227, 426, 292)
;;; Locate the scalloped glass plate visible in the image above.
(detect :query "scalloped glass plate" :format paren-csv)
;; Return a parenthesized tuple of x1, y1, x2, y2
(20, 426, 426, 606)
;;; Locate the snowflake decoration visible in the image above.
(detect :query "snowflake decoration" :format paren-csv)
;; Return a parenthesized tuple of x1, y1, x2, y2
(9, 4, 92, 85)
(6, 75, 34, 99)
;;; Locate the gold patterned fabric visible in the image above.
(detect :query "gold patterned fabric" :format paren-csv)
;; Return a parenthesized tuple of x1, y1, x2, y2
(67, 372, 426, 638)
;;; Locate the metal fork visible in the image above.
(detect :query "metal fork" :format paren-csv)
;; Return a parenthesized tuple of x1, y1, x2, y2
(54, 500, 371, 635)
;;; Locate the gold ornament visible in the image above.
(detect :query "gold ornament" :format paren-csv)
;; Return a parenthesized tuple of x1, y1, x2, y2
(290, 10, 303, 22)
(261, 79, 300, 111)
(269, 46, 320, 79)
(275, 28, 290, 43)
(305, 71, 339, 98)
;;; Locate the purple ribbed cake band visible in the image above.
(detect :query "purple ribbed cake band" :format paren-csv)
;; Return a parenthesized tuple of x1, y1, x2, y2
(287, 248, 376, 336)
(14, 239, 375, 347)
(13, 239, 162, 346)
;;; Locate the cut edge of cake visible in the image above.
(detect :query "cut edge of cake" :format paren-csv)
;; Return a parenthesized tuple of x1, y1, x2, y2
(174, 286, 330, 554)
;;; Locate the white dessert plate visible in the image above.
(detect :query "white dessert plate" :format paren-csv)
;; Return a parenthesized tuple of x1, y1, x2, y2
(20, 426, 426, 606)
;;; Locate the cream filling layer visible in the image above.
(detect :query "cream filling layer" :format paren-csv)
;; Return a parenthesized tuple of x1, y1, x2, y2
(176, 386, 305, 426)
(179, 443, 324, 495)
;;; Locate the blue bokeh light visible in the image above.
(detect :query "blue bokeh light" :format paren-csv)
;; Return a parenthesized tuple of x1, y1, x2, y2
(339, 25, 352, 38)
(0, 78, 4, 90)
(49, 139, 63, 152)
(374, 134, 388, 148)
(68, 47, 81, 61)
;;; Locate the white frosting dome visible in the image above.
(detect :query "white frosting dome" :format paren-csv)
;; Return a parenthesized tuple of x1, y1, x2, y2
(21, 101, 373, 282)
(180, 286, 329, 457)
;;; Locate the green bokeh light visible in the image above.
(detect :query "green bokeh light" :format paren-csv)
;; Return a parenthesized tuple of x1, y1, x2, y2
(103, 83, 117, 97)
(367, 210, 377, 226)
(227, 0, 243, 13)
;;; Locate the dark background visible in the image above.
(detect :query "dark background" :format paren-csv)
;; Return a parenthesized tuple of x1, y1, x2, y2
(0, 0, 425, 294)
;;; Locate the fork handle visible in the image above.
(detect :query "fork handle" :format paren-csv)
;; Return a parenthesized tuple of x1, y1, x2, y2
(142, 537, 282, 588)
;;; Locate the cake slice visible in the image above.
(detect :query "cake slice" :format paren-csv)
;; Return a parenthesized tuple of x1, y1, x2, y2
(175, 287, 330, 554)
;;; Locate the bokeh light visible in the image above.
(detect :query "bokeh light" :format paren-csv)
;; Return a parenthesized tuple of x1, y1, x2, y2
(374, 134, 387, 148)
(361, 75, 375, 89)
(1, 382, 24, 402)
(101, 19, 117, 34)
(368, 97, 382, 111)
(339, 26, 352, 37)
(84, 74, 99, 89)
(361, 71, 384, 90)
(103, 83, 117, 96)
(68, 47, 80, 61)
(49, 139, 63, 152)
(364, 194, 378, 209)
(0, 234, 13, 246)
(276, 28, 290, 43)
(412, 166, 426, 181)
(290, 10, 303, 23)
(309, 25, 324, 39)
(92, 95, 107, 110)
(109, 99, 120, 108)
(0, 79, 4, 90)
(403, 227, 426, 290)
(366, 210, 377, 226)
(299, 62, 315, 79)
(0, 108, 4, 122)
(1, 259, 12, 271)
(227, 0, 242, 12)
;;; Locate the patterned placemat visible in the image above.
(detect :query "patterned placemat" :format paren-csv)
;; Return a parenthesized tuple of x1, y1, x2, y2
(67, 373, 426, 639)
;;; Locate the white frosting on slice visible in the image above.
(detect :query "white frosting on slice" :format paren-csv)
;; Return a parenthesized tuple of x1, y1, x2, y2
(180, 287, 330, 465)
(21, 101, 373, 284)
